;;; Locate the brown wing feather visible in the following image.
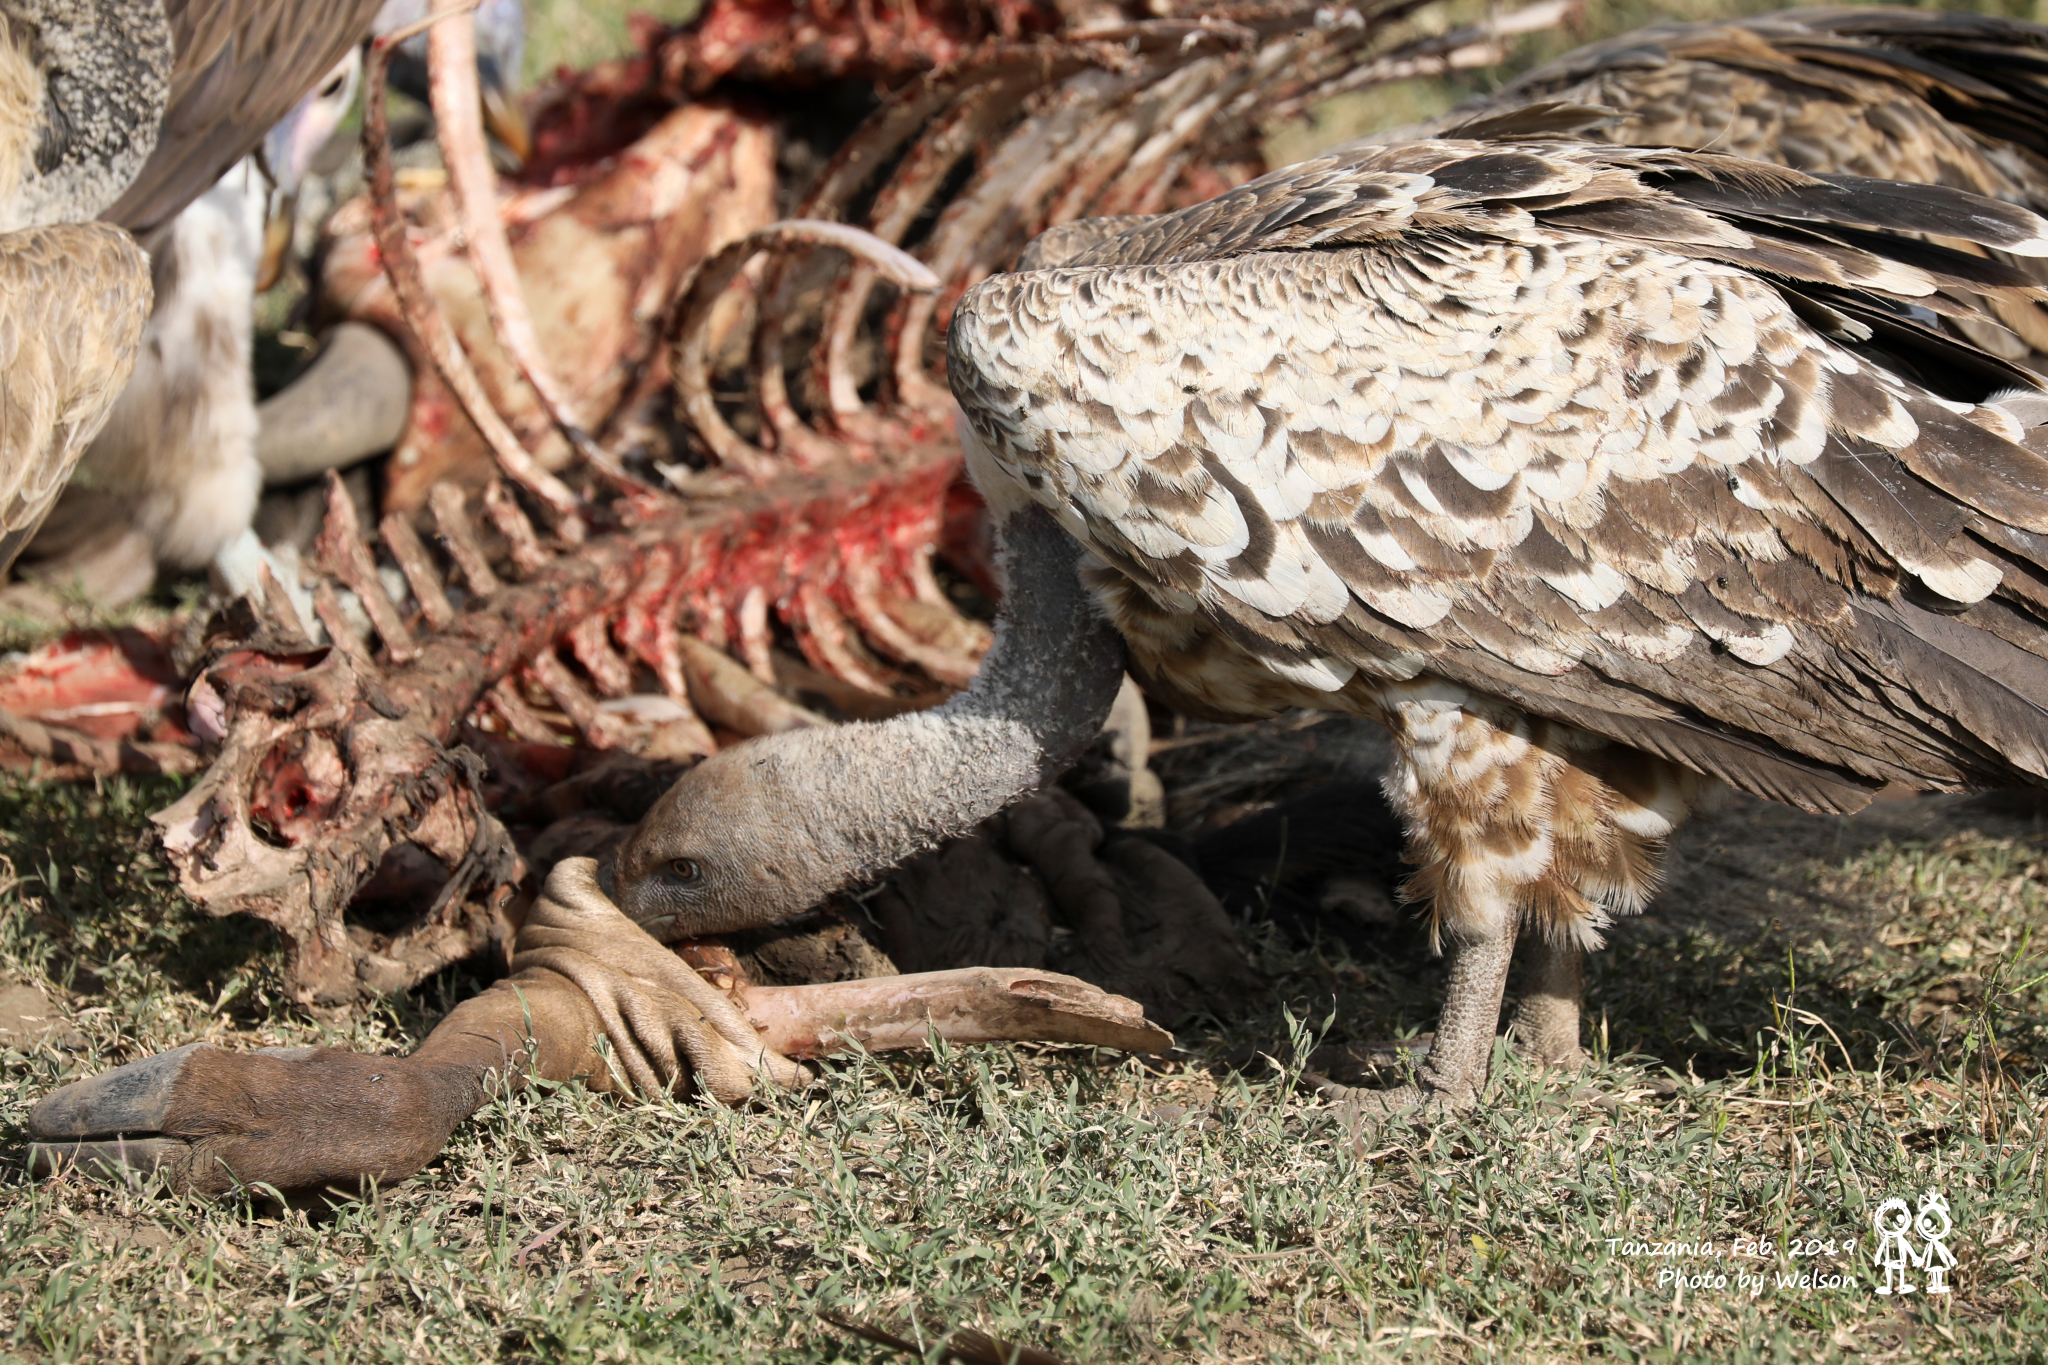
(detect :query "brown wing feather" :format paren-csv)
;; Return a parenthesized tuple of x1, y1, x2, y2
(0, 223, 152, 574)
(102, 0, 386, 236)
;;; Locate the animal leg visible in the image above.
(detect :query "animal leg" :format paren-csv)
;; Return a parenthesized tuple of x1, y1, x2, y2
(1423, 920, 1519, 1101)
(28, 860, 1169, 1199)
(1511, 936, 1587, 1068)
(25, 967, 608, 1200)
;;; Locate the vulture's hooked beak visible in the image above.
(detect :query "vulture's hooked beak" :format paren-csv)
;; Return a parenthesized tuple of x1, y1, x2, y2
(257, 48, 363, 292)
(481, 81, 531, 167)
(256, 193, 296, 293)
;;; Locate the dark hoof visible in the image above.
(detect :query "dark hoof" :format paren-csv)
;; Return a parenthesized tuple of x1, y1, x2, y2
(27, 1043, 214, 1185)
(27, 1135, 190, 1182)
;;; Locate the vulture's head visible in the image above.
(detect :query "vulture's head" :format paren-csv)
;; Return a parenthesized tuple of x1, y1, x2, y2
(610, 732, 851, 941)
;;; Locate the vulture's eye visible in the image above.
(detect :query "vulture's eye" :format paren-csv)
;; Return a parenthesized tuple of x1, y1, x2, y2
(670, 857, 703, 884)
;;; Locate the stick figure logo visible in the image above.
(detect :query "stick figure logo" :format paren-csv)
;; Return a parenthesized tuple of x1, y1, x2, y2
(1870, 1188, 1958, 1296)
(1917, 1191, 1956, 1295)
(1872, 1198, 1917, 1296)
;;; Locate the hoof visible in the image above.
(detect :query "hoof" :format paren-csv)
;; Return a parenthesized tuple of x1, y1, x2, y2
(27, 1043, 214, 1184)
(27, 1135, 191, 1183)
(26, 1042, 463, 1199)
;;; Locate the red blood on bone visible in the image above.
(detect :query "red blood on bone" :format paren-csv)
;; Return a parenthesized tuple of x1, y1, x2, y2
(251, 732, 351, 845)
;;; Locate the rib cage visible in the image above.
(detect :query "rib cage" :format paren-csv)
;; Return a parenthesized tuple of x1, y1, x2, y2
(144, 0, 1574, 1002)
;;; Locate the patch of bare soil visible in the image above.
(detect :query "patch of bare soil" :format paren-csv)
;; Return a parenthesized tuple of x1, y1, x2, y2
(0, 982, 82, 1052)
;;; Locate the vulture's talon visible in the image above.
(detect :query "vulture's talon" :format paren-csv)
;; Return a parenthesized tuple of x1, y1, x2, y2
(1320, 1081, 1476, 1129)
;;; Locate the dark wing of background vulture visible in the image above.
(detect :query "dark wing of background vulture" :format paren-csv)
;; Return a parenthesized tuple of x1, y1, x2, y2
(102, 0, 388, 237)
(1424, 7, 2048, 356)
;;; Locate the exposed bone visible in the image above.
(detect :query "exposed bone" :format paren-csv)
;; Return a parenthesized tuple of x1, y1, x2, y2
(480, 479, 551, 578)
(736, 584, 777, 685)
(748, 271, 852, 470)
(747, 967, 1171, 1058)
(253, 561, 318, 646)
(818, 70, 1047, 431)
(488, 677, 562, 743)
(149, 2, 1558, 997)
(162, 436, 965, 997)
(845, 558, 978, 688)
(155, 638, 519, 1004)
(791, 582, 893, 696)
(528, 651, 637, 750)
(427, 0, 599, 468)
(1268, 1, 1582, 121)
(566, 615, 635, 699)
(893, 58, 1225, 402)
(679, 635, 825, 736)
(672, 221, 939, 478)
(609, 542, 681, 683)
(312, 581, 376, 671)
(364, 23, 587, 541)
(428, 483, 503, 597)
(381, 512, 455, 629)
(257, 323, 414, 487)
(315, 475, 417, 662)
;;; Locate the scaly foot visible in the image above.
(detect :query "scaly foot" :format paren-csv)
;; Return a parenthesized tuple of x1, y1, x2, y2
(1511, 936, 1588, 1069)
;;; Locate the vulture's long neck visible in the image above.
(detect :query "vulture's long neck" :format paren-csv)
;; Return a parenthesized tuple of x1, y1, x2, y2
(0, 0, 171, 231)
(765, 503, 1127, 885)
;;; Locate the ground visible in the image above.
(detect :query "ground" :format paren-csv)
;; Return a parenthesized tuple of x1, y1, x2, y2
(5, 0, 2048, 1359)
(0, 746, 2043, 1362)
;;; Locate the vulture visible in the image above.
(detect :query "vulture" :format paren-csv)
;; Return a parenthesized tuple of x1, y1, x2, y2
(0, 0, 387, 585)
(0, 0, 165, 575)
(24, 0, 524, 590)
(32, 56, 366, 587)
(101, 0, 388, 239)
(609, 133, 2048, 1117)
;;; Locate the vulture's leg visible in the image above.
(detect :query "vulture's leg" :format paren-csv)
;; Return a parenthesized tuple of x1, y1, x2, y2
(1332, 700, 1671, 1120)
(1511, 937, 1587, 1068)
(1415, 915, 1520, 1105)
(1333, 706, 1699, 1123)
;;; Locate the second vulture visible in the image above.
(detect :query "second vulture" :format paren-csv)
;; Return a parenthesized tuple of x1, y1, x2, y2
(610, 131, 2048, 1118)
(0, 0, 387, 587)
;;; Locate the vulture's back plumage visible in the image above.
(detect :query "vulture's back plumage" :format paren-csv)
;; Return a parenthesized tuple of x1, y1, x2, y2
(953, 140, 2048, 922)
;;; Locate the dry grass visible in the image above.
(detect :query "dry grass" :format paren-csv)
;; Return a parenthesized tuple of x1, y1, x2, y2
(0, 763, 2044, 1363)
